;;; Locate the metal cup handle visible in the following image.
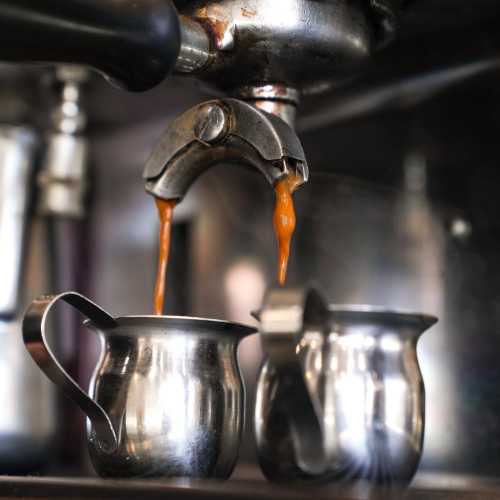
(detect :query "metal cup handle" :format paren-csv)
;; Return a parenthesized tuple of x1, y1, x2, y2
(258, 287, 329, 474)
(23, 292, 119, 453)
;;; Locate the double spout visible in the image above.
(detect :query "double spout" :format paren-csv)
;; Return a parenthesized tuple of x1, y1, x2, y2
(143, 99, 309, 201)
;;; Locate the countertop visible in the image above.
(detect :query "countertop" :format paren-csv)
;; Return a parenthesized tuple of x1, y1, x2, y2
(2, 475, 500, 500)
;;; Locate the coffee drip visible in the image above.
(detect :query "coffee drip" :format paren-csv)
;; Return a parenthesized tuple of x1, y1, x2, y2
(153, 174, 300, 314)
(153, 198, 176, 315)
(274, 174, 302, 285)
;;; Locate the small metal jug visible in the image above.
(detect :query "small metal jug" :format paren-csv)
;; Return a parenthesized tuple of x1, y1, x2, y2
(23, 292, 255, 479)
(254, 288, 437, 486)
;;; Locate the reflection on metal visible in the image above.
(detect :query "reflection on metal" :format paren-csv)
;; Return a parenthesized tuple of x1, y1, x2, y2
(23, 292, 255, 478)
(175, 16, 212, 74)
(0, 0, 182, 92)
(0, 126, 37, 317)
(0, 125, 58, 471)
(0, 320, 57, 473)
(255, 287, 437, 486)
(236, 85, 300, 128)
(143, 98, 308, 201)
(37, 67, 89, 218)
(84, 101, 493, 476)
(175, 0, 380, 94)
(38, 134, 89, 218)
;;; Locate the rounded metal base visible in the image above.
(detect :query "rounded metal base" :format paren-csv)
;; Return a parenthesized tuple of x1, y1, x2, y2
(175, 0, 382, 94)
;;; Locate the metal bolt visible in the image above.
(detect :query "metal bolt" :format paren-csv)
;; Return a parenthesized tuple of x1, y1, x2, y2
(194, 104, 228, 144)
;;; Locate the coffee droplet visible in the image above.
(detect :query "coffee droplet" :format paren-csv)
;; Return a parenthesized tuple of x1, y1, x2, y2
(154, 198, 176, 315)
(273, 174, 301, 286)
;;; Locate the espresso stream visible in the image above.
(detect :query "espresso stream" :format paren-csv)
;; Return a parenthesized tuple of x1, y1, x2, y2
(153, 174, 299, 314)
(274, 174, 301, 285)
(154, 198, 176, 315)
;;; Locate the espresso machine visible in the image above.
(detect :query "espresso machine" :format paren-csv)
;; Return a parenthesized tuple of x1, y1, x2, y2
(1, 0, 500, 498)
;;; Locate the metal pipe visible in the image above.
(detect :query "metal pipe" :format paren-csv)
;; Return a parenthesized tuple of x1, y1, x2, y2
(236, 85, 300, 128)
(37, 67, 89, 219)
(175, 16, 212, 74)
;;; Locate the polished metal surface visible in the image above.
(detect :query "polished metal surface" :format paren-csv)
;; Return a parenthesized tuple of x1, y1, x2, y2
(23, 292, 256, 478)
(0, 126, 59, 471)
(175, 16, 212, 74)
(175, 0, 377, 94)
(78, 79, 500, 478)
(255, 287, 437, 485)
(37, 67, 89, 218)
(0, 126, 37, 317)
(237, 85, 299, 127)
(0, 0, 182, 93)
(236, 86, 300, 105)
(143, 98, 308, 201)
(250, 100, 297, 129)
(0, 0, 403, 100)
(38, 134, 89, 218)
(193, 103, 229, 144)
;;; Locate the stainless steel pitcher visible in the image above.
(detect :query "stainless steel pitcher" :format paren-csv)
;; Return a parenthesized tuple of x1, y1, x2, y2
(255, 288, 437, 486)
(23, 292, 255, 479)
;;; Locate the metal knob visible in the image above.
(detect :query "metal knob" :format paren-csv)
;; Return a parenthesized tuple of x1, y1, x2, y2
(194, 104, 228, 144)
